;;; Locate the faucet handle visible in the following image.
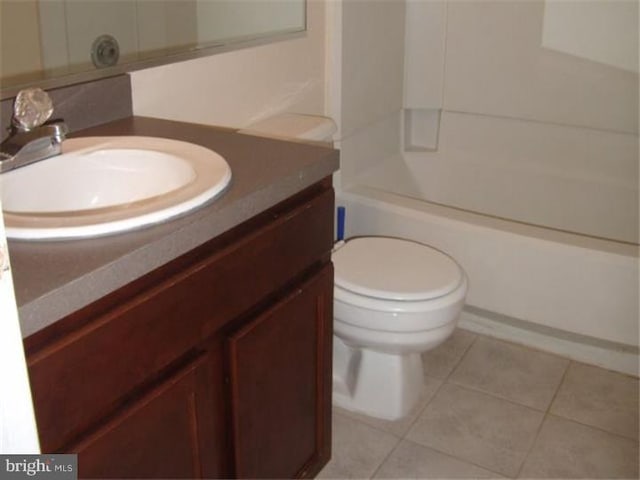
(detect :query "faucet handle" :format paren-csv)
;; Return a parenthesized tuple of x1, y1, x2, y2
(12, 88, 54, 132)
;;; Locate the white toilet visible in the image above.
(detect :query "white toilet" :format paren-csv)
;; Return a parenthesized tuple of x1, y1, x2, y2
(332, 236, 467, 420)
(241, 114, 468, 420)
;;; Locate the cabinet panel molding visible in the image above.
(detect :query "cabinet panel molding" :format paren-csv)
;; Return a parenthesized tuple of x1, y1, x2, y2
(228, 265, 333, 479)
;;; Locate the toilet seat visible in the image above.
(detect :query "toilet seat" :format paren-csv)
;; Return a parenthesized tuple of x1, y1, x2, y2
(334, 276, 467, 332)
(333, 237, 464, 301)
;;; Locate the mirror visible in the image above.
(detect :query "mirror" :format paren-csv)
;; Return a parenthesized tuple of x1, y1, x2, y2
(0, 0, 306, 99)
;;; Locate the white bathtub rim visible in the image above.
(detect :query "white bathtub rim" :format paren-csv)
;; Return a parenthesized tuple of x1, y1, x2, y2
(338, 185, 639, 347)
(341, 185, 638, 258)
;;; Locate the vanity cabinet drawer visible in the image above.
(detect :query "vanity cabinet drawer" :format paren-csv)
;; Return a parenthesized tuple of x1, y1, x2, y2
(27, 184, 334, 453)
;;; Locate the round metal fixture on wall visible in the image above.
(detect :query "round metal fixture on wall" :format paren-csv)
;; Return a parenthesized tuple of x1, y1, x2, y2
(91, 35, 120, 69)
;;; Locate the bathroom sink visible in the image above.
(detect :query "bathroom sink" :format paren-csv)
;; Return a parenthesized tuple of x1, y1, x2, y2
(1, 136, 232, 240)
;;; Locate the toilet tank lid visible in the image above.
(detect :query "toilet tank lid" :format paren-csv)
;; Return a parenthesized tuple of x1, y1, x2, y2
(239, 113, 337, 142)
(333, 237, 465, 301)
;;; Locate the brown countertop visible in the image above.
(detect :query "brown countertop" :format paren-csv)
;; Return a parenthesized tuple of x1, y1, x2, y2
(8, 116, 339, 337)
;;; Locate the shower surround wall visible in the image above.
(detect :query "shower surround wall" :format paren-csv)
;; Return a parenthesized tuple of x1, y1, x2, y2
(332, 0, 639, 374)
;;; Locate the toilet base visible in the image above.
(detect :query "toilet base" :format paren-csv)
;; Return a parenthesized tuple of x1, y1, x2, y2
(332, 337, 424, 420)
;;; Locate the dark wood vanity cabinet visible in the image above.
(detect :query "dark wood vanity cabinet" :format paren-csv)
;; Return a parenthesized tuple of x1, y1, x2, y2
(23, 180, 334, 479)
(71, 351, 224, 479)
(228, 266, 333, 479)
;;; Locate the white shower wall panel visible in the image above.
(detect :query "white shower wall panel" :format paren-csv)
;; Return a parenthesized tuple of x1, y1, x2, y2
(340, 0, 405, 139)
(360, 111, 639, 244)
(404, 0, 446, 109)
(338, 113, 404, 188)
(414, 112, 638, 243)
(441, 0, 638, 134)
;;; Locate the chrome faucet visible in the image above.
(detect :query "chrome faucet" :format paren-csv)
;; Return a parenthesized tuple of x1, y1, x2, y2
(0, 88, 68, 174)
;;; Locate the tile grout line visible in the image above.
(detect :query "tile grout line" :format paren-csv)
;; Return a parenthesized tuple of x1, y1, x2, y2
(442, 380, 550, 415)
(412, 393, 536, 478)
(348, 377, 447, 441)
(445, 333, 575, 413)
(513, 356, 572, 479)
(395, 331, 481, 439)
(341, 330, 480, 442)
(398, 437, 508, 479)
(430, 345, 636, 478)
(545, 412, 640, 444)
(424, 331, 568, 479)
(368, 332, 482, 479)
(539, 360, 639, 442)
(333, 328, 637, 479)
(444, 330, 480, 381)
(367, 436, 404, 479)
(390, 333, 514, 479)
(401, 375, 448, 433)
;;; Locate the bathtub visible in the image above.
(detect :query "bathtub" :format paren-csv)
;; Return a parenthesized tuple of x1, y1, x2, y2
(337, 185, 639, 376)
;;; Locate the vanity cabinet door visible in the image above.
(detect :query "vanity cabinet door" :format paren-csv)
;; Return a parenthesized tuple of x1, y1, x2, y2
(227, 265, 333, 479)
(70, 351, 224, 479)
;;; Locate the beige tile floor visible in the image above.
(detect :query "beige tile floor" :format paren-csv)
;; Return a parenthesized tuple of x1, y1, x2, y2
(319, 329, 639, 479)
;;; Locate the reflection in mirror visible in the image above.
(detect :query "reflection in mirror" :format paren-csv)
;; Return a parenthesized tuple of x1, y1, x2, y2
(0, 0, 305, 96)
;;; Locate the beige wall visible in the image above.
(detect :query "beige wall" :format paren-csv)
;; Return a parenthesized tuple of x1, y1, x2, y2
(0, 0, 42, 79)
(130, 0, 326, 129)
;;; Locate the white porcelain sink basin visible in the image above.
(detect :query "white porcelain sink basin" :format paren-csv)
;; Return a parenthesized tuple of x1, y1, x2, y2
(1, 136, 232, 240)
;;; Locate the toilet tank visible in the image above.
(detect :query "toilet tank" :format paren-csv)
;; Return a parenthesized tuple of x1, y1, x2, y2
(239, 113, 337, 144)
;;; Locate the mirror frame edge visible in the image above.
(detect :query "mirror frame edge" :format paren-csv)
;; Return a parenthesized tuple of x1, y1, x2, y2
(1, 27, 306, 101)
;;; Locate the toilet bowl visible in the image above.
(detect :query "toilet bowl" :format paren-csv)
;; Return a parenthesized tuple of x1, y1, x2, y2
(332, 236, 468, 420)
(239, 113, 468, 421)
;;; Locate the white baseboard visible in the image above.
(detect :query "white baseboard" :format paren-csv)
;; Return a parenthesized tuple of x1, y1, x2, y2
(459, 307, 639, 377)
